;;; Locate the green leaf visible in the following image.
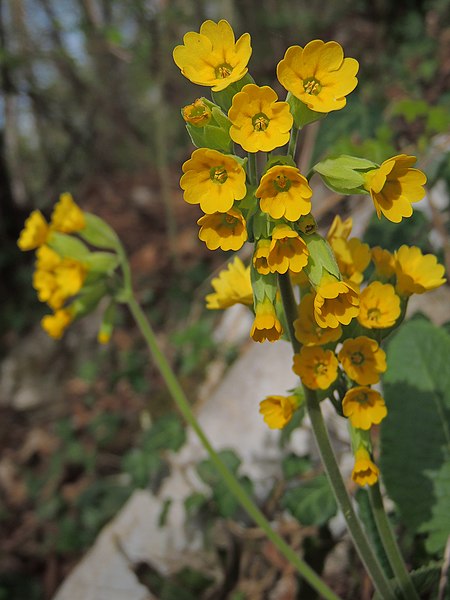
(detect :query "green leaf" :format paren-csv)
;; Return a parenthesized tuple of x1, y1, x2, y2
(48, 232, 90, 260)
(196, 449, 241, 486)
(313, 155, 376, 195)
(142, 414, 186, 453)
(281, 454, 312, 479)
(282, 474, 337, 526)
(287, 92, 327, 128)
(380, 319, 450, 555)
(184, 492, 208, 516)
(372, 562, 442, 600)
(303, 233, 340, 286)
(79, 213, 120, 250)
(211, 73, 254, 113)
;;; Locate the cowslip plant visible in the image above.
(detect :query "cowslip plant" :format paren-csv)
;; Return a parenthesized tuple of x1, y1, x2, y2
(17, 18, 447, 600)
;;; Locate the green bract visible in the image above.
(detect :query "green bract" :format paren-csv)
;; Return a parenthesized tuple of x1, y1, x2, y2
(313, 155, 377, 195)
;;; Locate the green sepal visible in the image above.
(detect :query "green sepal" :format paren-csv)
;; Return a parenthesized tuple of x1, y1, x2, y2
(262, 154, 297, 175)
(79, 213, 120, 250)
(349, 423, 372, 454)
(302, 233, 340, 287)
(296, 213, 317, 235)
(313, 155, 377, 195)
(185, 105, 232, 153)
(82, 252, 120, 274)
(251, 210, 272, 241)
(287, 92, 327, 128)
(250, 264, 277, 306)
(69, 281, 108, 318)
(98, 299, 117, 342)
(211, 73, 255, 113)
(48, 232, 90, 260)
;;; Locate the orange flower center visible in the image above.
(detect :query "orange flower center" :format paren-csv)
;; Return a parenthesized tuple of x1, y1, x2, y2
(355, 391, 370, 405)
(273, 174, 292, 193)
(303, 77, 322, 95)
(215, 63, 233, 79)
(224, 213, 238, 225)
(315, 361, 328, 376)
(252, 112, 270, 131)
(210, 166, 228, 184)
(350, 351, 365, 365)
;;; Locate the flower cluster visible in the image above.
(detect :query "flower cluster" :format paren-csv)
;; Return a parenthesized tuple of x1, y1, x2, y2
(174, 19, 446, 486)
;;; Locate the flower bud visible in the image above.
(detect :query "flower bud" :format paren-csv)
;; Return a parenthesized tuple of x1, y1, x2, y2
(182, 98, 212, 127)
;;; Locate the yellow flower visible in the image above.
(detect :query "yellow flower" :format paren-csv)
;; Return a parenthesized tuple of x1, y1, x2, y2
(256, 165, 312, 221)
(197, 208, 247, 251)
(250, 297, 283, 343)
(292, 346, 338, 390)
(173, 20, 252, 92)
(313, 274, 359, 329)
(338, 336, 386, 385)
(54, 260, 87, 299)
(363, 155, 427, 223)
(51, 193, 85, 233)
(253, 239, 271, 275)
(294, 293, 342, 346)
(41, 309, 73, 339)
(351, 447, 379, 486)
(206, 256, 253, 309)
(35, 245, 62, 271)
(343, 387, 387, 430)
(327, 215, 352, 244)
(98, 330, 112, 345)
(394, 245, 446, 296)
(371, 246, 395, 279)
(17, 210, 49, 251)
(259, 395, 298, 429)
(357, 281, 401, 329)
(181, 148, 246, 214)
(268, 224, 309, 274)
(277, 40, 359, 113)
(228, 84, 293, 152)
(33, 251, 87, 310)
(330, 237, 371, 285)
(182, 98, 212, 127)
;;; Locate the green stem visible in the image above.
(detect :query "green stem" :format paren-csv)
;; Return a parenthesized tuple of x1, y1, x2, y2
(369, 483, 420, 600)
(119, 253, 341, 600)
(248, 152, 257, 186)
(278, 273, 397, 600)
(287, 125, 299, 159)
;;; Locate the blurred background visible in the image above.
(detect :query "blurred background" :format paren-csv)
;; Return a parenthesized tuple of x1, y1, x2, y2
(1, 0, 449, 598)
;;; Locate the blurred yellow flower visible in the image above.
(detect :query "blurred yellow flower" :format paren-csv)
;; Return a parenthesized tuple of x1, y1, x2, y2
(197, 208, 247, 251)
(330, 236, 371, 285)
(253, 238, 271, 275)
(206, 256, 253, 309)
(256, 165, 312, 221)
(181, 148, 246, 214)
(292, 346, 338, 390)
(314, 274, 359, 329)
(17, 210, 49, 251)
(371, 246, 395, 279)
(51, 193, 85, 233)
(182, 98, 212, 127)
(394, 245, 446, 296)
(259, 395, 298, 429)
(33, 257, 87, 310)
(277, 40, 359, 113)
(363, 155, 427, 223)
(268, 224, 309, 274)
(228, 84, 293, 152)
(250, 297, 283, 343)
(173, 20, 252, 92)
(41, 309, 73, 340)
(294, 293, 342, 346)
(327, 215, 352, 244)
(351, 447, 379, 486)
(343, 387, 387, 430)
(358, 281, 400, 329)
(338, 336, 386, 385)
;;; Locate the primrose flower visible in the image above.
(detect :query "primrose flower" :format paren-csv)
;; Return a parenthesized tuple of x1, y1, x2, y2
(197, 208, 247, 251)
(327, 215, 352, 244)
(41, 308, 73, 340)
(371, 246, 395, 279)
(357, 281, 401, 329)
(17, 210, 49, 251)
(33, 257, 87, 310)
(268, 224, 309, 274)
(294, 293, 342, 346)
(251, 297, 283, 343)
(256, 165, 312, 221)
(394, 245, 446, 296)
(51, 193, 85, 233)
(313, 274, 359, 329)
(182, 98, 212, 127)
(206, 256, 253, 309)
(330, 237, 371, 285)
(292, 346, 338, 390)
(228, 84, 293, 152)
(253, 239, 271, 275)
(351, 447, 379, 486)
(343, 387, 387, 430)
(181, 148, 246, 214)
(363, 155, 427, 223)
(259, 395, 298, 429)
(338, 336, 386, 385)
(277, 40, 359, 113)
(173, 20, 252, 92)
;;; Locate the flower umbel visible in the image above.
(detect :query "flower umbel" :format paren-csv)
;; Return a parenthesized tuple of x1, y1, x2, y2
(228, 84, 293, 152)
(206, 256, 253, 309)
(338, 337, 387, 385)
(394, 245, 446, 296)
(173, 20, 252, 92)
(357, 281, 401, 329)
(363, 155, 427, 223)
(277, 40, 359, 113)
(256, 165, 312, 221)
(292, 346, 338, 390)
(343, 387, 387, 430)
(181, 148, 246, 214)
(351, 447, 379, 486)
(259, 395, 298, 429)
